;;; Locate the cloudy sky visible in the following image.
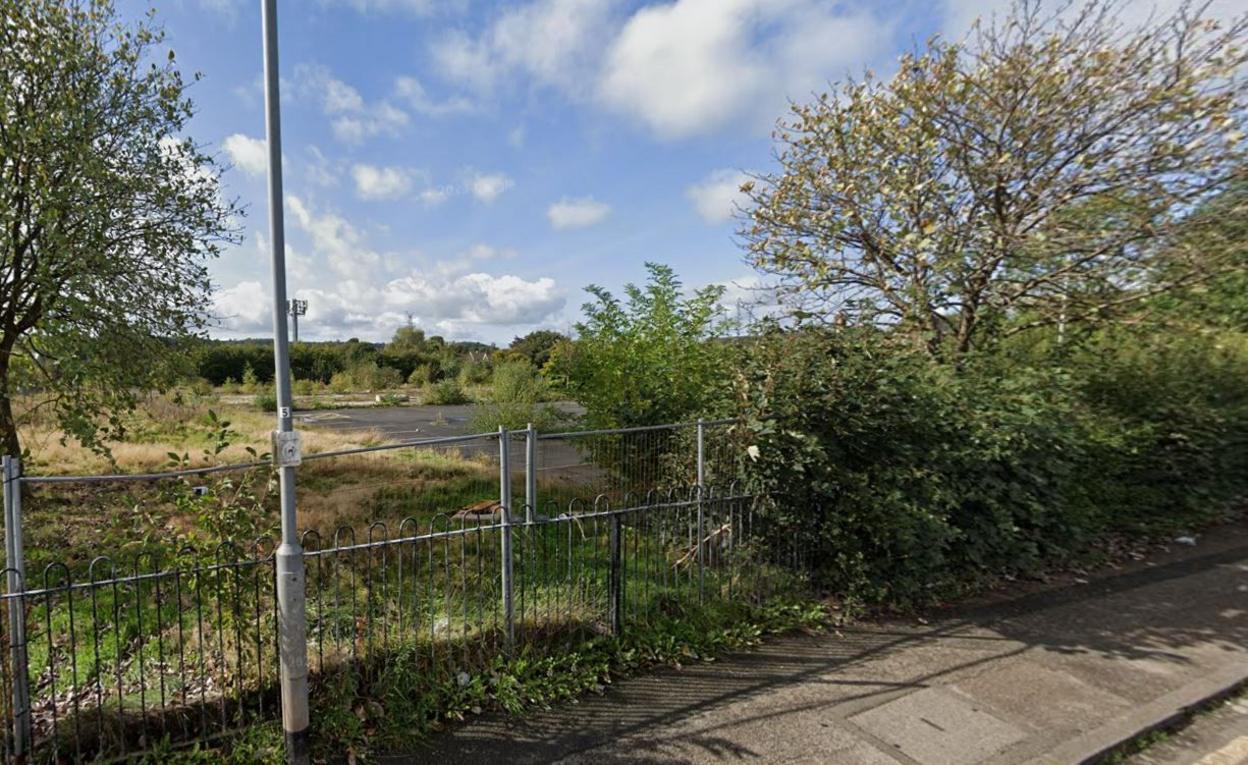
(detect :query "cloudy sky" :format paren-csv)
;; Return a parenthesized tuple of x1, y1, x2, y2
(117, 0, 1236, 344)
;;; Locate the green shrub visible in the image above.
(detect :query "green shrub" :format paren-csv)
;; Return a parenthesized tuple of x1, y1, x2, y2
(457, 360, 492, 387)
(328, 371, 352, 393)
(733, 325, 1248, 606)
(254, 389, 278, 413)
(375, 365, 403, 390)
(424, 379, 469, 406)
(240, 363, 260, 392)
(292, 378, 319, 396)
(470, 360, 562, 431)
(407, 364, 435, 387)
(552, 263, 729, 428)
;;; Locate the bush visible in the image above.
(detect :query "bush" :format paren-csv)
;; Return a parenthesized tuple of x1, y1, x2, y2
(407, 364, 435, 387)
(733, 325, 1248, 606)
(375, 365, 404, 390)
(553, 263, 728, 428)
(470, 361, 562, 431)
(328, 371, 352, 393)
(424, 379, 469, 406)
(254, 389, 278, 412)
(457, 361, 491, 387)
(241, 363, 260, 392)
(293, 378, 320, 396)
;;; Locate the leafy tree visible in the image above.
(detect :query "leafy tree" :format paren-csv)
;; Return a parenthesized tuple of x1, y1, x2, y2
(387, 321, 427, 353)
(1148, 183, 1248, 330)
(552, 263, 728, 428)
(0, 1, 238, 455)
(743, 0, 1247, 358)
(505, 329, 568, 370)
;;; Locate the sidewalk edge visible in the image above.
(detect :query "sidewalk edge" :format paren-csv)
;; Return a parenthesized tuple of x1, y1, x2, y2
(1024, 663, 1248, 765)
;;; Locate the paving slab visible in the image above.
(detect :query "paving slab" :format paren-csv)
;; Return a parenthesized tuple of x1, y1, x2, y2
(386, 523, 1248, 765)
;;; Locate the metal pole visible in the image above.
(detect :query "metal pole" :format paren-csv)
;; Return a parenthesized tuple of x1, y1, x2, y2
(498, 428, 515, 646)
(608, 512, 623, 635)
(2, 457, 29, 756)
(291, 308, 299, 344)
(524, 423, 536, 524)
(261, 2, 310, 762)
(696, 419, 705, 604)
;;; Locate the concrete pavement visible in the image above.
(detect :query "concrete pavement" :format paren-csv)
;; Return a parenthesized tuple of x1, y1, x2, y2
(392, 521, 1248, 765)
(1126, 690, 1248, 765)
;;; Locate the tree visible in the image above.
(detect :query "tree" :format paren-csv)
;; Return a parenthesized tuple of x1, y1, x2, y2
(387, 320, 427, 352)
(506, 329, 568, 370)
(551, 263, 727, 428)
(0, 1, 238, 455)
(743, 0, 1247, 358)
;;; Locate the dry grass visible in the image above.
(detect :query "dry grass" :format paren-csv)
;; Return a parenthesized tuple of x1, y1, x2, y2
(15, 391, 500, 560)
(17, 392, 389, 476)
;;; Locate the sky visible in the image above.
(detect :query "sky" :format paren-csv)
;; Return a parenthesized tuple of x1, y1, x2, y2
(115, 0, 1240, 345)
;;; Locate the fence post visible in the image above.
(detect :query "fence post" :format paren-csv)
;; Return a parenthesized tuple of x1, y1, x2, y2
(608, 512, 623, 635)
(525, 423, 536, 525)
(696, 419, 706, 604)
(498, 428, 515, 646)
(2, 456, 30, 757)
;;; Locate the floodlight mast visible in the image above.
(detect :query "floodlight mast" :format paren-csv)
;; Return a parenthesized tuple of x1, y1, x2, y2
(261, 1, 310, 763)
(287, 298, 308, 343)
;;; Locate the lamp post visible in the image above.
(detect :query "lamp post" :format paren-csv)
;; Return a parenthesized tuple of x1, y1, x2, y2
(260, 1, 310, 762)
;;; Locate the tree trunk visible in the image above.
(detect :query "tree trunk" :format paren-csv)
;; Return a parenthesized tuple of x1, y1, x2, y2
(0, 393, 19, 458)
(0, 352, 19, 456)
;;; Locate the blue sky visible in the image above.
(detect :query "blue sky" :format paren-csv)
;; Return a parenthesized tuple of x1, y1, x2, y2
(115, 0, 1232, 345)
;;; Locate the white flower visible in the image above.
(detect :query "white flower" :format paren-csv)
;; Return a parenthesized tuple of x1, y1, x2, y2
(746, 445, 761, 462)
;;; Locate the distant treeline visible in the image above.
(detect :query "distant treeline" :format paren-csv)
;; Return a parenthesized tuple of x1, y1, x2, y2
(190, 336, 497, 386)
(188, 328, 568, 387)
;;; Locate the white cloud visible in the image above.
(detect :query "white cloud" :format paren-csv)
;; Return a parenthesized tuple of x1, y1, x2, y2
(686, 169, 751, 224)
(599, 0, 890, 138)
(352, 164, 413, 200)
(428, 0, 893, 140)
(547, 197, 610, 229)
(303, 146, 339, 188)
(382, 272, 564, 325)
(213, 281, 272, 334)
(215, 189, 565, 342)
(419, 187, 451, 206)
(394, 76, 476, 116)
(297, 65, 409, 144)
(222, 134, 268, 177)
(286, 195, 383, 277)
(323, 0, 437, 13)
(433, 0, 616, 94)
(470, 172, 513, 203)
(432, 32, 498, 93)
(490, 0, 617, 93)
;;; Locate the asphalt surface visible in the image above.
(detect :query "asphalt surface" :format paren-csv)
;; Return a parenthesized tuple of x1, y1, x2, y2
(294, 402, 585, 441)
(384, 522, 1248, 765)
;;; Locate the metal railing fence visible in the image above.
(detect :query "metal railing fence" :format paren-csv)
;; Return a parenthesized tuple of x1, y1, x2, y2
(0, 418, 813, 762)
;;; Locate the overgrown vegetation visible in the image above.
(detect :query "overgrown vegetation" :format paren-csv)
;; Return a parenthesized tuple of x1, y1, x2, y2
(136, 597, 827, 764)
(469, 360, 564, 432)
(550, 263, 730, 428)
(732, 324, 1248, 605)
